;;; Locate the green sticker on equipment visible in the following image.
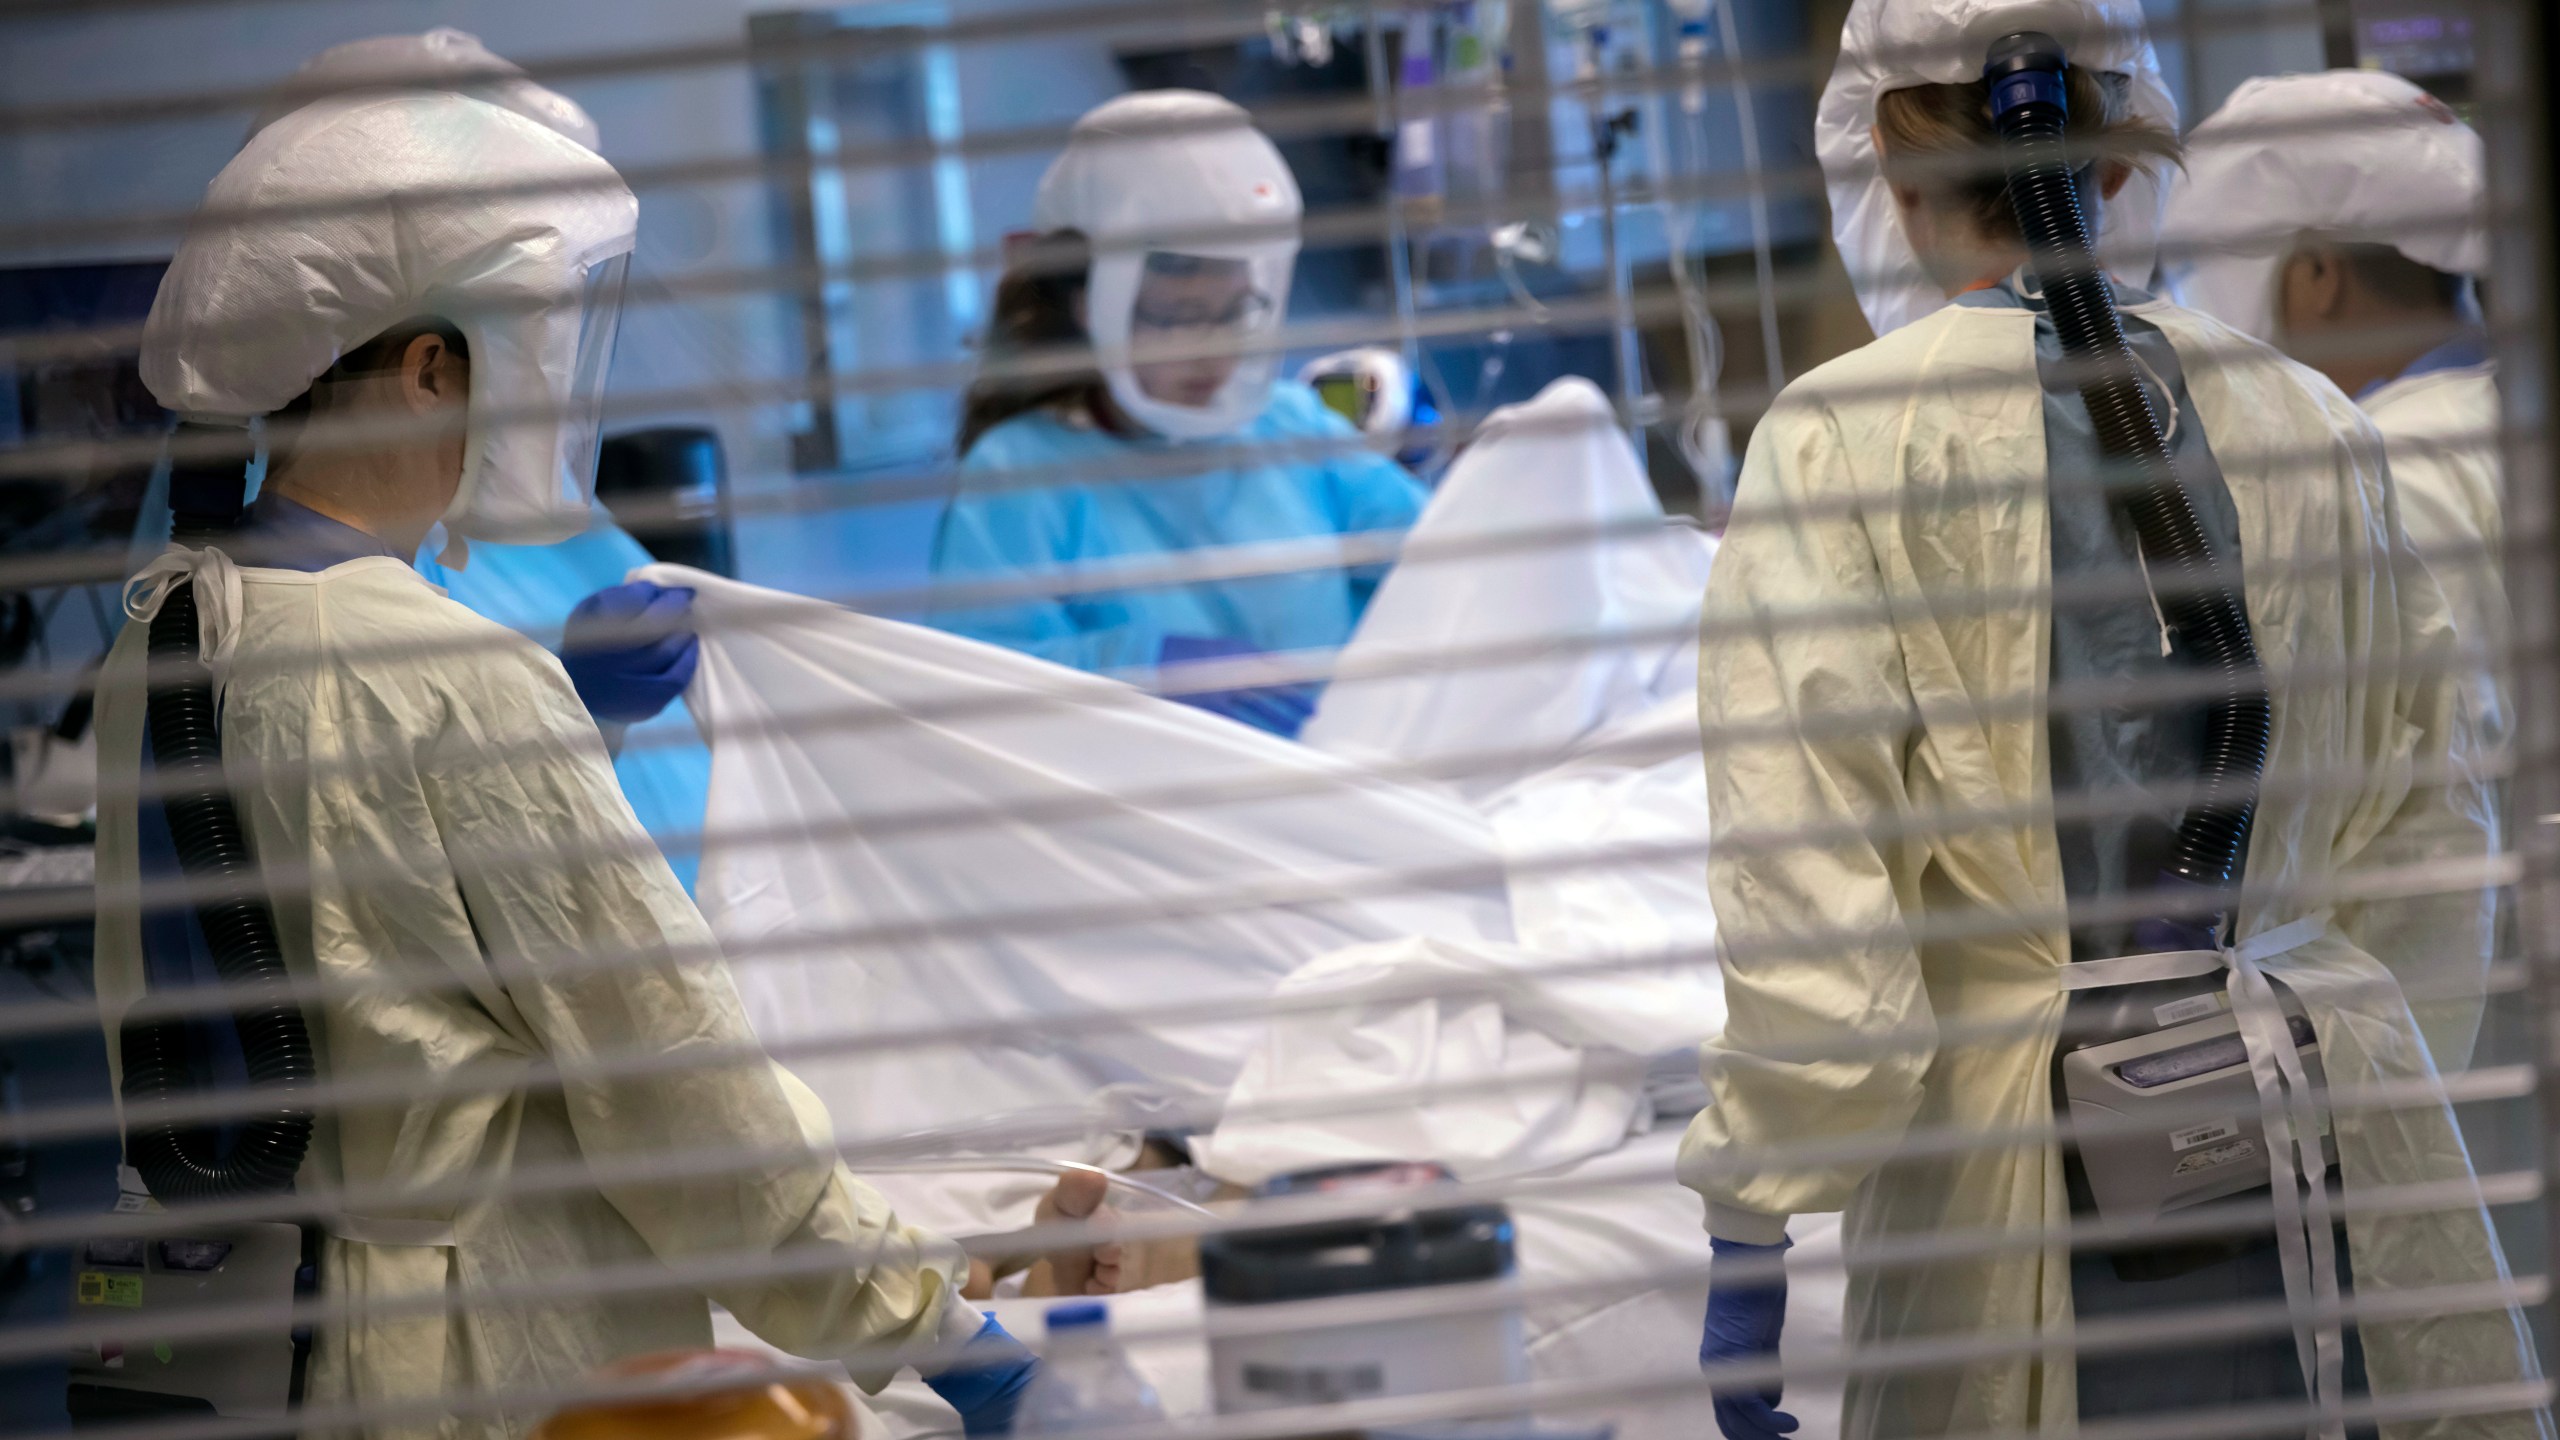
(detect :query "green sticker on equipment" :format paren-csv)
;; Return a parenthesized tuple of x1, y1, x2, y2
(75, 1272, 141, 1307)
(152, 1341, 173, 1364)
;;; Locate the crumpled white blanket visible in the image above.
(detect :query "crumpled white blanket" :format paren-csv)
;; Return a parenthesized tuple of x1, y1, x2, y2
(1302, 375, 1715, 802)
(645, 563, 1509, 1233)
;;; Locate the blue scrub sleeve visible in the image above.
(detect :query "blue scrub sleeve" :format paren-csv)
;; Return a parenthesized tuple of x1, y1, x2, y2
(930, 485, 1152, 674)
(1321, 448, 1428, 613)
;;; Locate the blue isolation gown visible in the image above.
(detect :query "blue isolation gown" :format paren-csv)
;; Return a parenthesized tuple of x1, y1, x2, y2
(927, 381, 1428, 695)
(417, 522, 711, 891)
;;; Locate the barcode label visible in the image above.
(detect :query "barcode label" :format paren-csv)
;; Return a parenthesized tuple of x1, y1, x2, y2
(1242, 1361, 1386, 1404)
(2171, 1118, 2242, 1151)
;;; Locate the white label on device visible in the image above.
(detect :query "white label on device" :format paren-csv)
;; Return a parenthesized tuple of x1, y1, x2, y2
(2154, 993, 2228, 1027)
(2171, 1118, 2241, 1151)
(1400, 118, 1435, 167)
(2174, 1139, 2259, 1176)
(1243, 1361, 1386, 1404)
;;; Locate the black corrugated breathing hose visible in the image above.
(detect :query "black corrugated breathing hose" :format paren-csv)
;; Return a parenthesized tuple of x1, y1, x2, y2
(120, 422, 316, 1202)
(1986, 32, 2271, 907)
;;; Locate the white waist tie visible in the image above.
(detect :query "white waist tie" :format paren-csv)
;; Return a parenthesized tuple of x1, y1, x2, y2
(2059, 910, 2344, 1440)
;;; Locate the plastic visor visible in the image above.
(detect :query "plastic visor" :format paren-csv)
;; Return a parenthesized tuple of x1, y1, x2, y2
(1299, 347, 1415, 439)
(442, 246, 633, 545)
(1089, 245, 1296, 441)
(557, 251, 630, 509)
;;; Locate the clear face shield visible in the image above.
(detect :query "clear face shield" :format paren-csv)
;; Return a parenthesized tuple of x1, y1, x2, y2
(1087, 244, 1296, 441)
(555, 251, 630, 509)
(443, 245, 632, 545)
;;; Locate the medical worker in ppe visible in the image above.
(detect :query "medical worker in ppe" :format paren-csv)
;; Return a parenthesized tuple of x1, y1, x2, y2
(2164, 72, 2506, 1003)
(929, 90, 1428, 739)
(241, 28, 712, 888)
(94, 89, 1042, 1437)
(1683, 2, 2537, 1436)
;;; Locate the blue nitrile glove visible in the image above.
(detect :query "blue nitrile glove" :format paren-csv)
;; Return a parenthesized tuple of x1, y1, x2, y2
(560, 581, 699, 725)
(2131, 873, 2226, 953)
(925, 1314, 1040, 1437)
(1701, 1236, 1796, 1440)
(1157, 634, 1319, 739)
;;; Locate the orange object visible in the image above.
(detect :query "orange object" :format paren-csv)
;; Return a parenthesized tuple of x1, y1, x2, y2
(533, 1350, 851, 1440)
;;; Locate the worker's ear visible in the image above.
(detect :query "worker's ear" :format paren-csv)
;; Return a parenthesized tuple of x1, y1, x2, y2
(2097, 159, 2132, 201)
(396, 332, 469, 417)
(2279, 245, 2350, 327)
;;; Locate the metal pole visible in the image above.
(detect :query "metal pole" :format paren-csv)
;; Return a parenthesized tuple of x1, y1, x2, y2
(1507, 0, 1561, 231)
(1588, 102, 1647, 441)
(1363, 4, 1425, 371)
(2474, 0, 2560, 1383)
(2316, 0, 2359, 68)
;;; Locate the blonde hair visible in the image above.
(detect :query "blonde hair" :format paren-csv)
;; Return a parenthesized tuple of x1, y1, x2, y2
(1874, 69, 2183, 241)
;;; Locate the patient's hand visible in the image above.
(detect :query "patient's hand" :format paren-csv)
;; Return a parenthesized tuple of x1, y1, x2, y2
(1020, 1167, 1124, 1297)
(962, 1166, 1208, 1300)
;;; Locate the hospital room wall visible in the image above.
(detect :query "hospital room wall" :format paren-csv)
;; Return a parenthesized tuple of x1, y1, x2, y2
(0, 0, 1127, 603)
(0, 0, 2329, 598)
(2136, 0, 2330, 133)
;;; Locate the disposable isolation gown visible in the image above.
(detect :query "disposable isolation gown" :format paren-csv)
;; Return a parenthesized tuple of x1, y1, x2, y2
(1679, 297, 2539, 1437)
(2365, 352, 2507, 768)
(929, 380, 1427, 677)
(92, 556, 965, 1439)
(2357, 344, 2508, 1078)
(418, 522, 713, 891)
